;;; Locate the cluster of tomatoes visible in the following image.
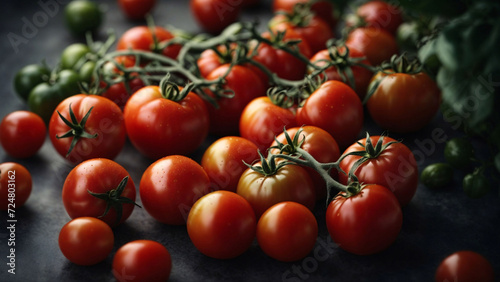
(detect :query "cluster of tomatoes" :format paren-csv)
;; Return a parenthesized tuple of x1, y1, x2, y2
(0, 0, 496, 281)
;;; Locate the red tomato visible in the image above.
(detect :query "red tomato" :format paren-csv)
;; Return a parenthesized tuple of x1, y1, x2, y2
(187, 191, 257, 259)
(58, 217, 114, 265)
(116, 26, 181, 59)
(0, 111, 46, 158)
(269, 14, 334, 54)
(123, 85, 209, 160)
(257, 202, 318, 262)
(345, 27, 398, 66)
(198, 48, 227, 79)
(339, 135, 418, 206)
(367, 70, 441, 133)
(190, 0, 242, 34)
(140, 155, 210, 225)
(118, 0, 156, 20)
(0, 162, 32, 210)
(201, 136, 259, 192)
(296, 80, 363, 149)
(239, 96, 297, 152)
(62, 158, 137, 227)
(49, 94, 126, 164)
(273, 0, 337, 28)
(435, 251, 495, 282)
(236, 161, 316, 218)
(348, 0, 403, 34)
(271, 126, 340, 200)
(101, 77, 145, 109)
(113, 240, 172, 282)
(309, 46, 373, 99)
(326, 184, 402, 255)
(205, 64, 266, 136)
(250, 28, 312, 81)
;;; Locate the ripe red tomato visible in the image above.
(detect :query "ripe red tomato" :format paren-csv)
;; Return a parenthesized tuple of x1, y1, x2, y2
(0, 162, 32, 211)
(239, 96, 297, 152)
(190, 0, 242, 34)
(205, 64, 266, 136)
(49, 94, 126, 164)
(113, 240, 172, 282)
(116, 26, 181, 59)
(435, 251, 495, 282)
(367, 70, 441, 133)
(0, 111, 46, 159)
(273, 0, 337, 28)
(257, 201, 318, 262)
(62, 158, 137, 227)
(345, 27, 398, 66)
(58, 217, 114, 265)
(309, 46, 373, 99)
(124, 85, 209, 160)
(269, 14, 334, 54)
(348, 0, 403, 34)
(296, 80, 363, 149)
(236, 161, 316, 218)
(339, 135, 418, 206)
(326, 184, 402, 255)
(271, 126, 340, 200)
(118, 0, 156, 20)
(140, 155, 211, 225)
(187, 191, 257, 259)
(201, 136, 259, 192)
(250, 28, 312, 81)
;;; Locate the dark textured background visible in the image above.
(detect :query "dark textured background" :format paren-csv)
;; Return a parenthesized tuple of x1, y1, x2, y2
(0, 0, 499, 281)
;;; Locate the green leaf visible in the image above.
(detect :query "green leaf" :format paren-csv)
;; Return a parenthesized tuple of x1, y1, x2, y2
(436, 21, 468, 71)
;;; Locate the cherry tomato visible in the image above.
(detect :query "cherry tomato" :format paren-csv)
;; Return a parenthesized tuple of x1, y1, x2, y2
(326, 184, 402, 255)
(309, 46, 373, 99)
(296, 80, 363, 149)
(201, 136, 259, 192)
(339, 135, 419, 206)
(257, 202, 318, 262)
(347, 0, 403, 34)
(140, 155, 211, 225)
(435, 251, 495, 282)
(271, 126, 340, 200)
(64, 0, 103, 36)
(49, 94, 126, 164)
(117, 26, 181, 60)
(62, 158, 137, 227)
(236, 161, 316, 218)
(273, 0, 337, 28)
(118, 0, 156, 20)
(0, 111, 46, 159)
(58, 217, 114, 265)
(345, 27, 398, 66)
(0, 162, 32, 211)
(112, 240, 171, 282)
(463, 171, 491, 199)
(444, 138, 474, 169)
(190, 0, 242, 34)
(239, 96, 297, 152)
(420, 163, 454, 190)
(367, 69, 441, 133)
(187, 191, 257, 259)
(205, 64, 266, 136)
(14, 64, 50, 101)
(124, 85, 209, 160)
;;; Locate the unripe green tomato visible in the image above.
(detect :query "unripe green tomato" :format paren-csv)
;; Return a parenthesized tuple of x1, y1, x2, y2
(65, 0, 103, 37)
(14, 64, 51, 101)
(420, 163, 454, 189)
(463, 172, 490, 199)
(444, 138, 474, 168)
(61, 43, 91, 70)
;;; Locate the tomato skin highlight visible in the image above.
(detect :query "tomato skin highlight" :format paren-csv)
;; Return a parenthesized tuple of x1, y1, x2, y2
(0, 162, 32, 211)
(257, 202, 318, 262)
(435, 251, 495, 282)
(326, 184, 402, 255)
(117, 26, 181, 59)
(339, 135, 419, 206)
(58, 217, 114, 266)
(201, 136, 259, 192)
(346, 27, 399, 66)
(187, 191, 257, 259)
(112, 240, 172, 282)
(140, 155, 211, 225)
(124, 85, 209, 160)
(350, 0, 403, 34)
(0, 111, 46, 159)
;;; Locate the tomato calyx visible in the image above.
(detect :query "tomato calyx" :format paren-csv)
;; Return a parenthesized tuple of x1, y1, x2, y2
(275, 2, 314, 28)
(244, 151, 295, 177)
(55, 104, 98, 157)
(87, 176, 141, 225)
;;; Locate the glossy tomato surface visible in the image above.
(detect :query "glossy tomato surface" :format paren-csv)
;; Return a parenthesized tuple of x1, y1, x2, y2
(0, 111, 46, 159)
